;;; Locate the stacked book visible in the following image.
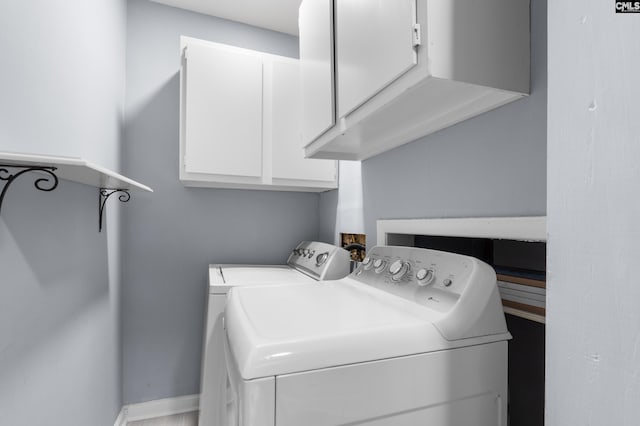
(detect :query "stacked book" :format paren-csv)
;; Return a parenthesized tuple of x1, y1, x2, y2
(495, 268, 546, 319)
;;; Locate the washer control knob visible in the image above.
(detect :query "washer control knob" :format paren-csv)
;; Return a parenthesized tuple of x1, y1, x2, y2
(373, 259, 386, 273)
(389, 260, 409, 282)
(416, 268, 435, 286)
(316, 252, 329, 266)
(362, 257, 374, 270)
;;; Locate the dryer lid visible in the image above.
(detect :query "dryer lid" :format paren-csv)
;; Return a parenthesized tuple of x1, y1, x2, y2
(225, 279, 448, 380)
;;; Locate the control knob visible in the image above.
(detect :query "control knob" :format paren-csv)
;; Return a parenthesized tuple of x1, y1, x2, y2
(416, 268, 435, 286)
(315, 252, 329, 266)
(389, 260, 409, 282)
(362, 257, 373, 270)
(373, 258, 386, 273)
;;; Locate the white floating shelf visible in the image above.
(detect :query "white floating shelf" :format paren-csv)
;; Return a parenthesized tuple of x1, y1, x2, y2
(0, 151, 152, 232)
(0, 151, 153, 192)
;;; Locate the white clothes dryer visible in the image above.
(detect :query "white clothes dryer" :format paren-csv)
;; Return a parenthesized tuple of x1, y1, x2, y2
(199, 241, 350, 426)
(223, 245, 512, 426)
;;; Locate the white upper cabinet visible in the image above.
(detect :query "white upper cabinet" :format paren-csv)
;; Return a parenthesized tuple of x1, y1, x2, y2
(184, 42, 263, 178)
(180, 37, 337, 192)
(298, 0, 335, 147)
(300, 0, 530, 161)
(336, 0, 418, 117)
(269, 60, 337, 183)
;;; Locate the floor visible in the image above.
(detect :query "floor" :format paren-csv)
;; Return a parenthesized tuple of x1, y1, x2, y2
(127, 411, 198, 426)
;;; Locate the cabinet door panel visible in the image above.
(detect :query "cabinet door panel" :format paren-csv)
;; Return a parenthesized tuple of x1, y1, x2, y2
(299, 0, 335, 146)
(271, 60, 336, 182)
(336, 0, 418, 117)
(185, 43, 263, 177)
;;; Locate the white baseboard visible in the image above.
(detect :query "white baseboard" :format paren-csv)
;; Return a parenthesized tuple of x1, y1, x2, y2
(114, 394, 200, 425)
(113, 407, 127, 426)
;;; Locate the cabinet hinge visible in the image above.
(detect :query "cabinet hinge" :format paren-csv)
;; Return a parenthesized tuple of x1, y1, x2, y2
(412, 23, 422, 47)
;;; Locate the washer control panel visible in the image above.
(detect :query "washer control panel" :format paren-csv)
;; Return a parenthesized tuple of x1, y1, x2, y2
(352, 245, 492, 313)
(287, 241, 351, 281)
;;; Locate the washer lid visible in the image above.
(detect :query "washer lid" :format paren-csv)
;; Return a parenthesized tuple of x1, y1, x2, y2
(209, 265, 316, 294)
(225, 279, 449, 380)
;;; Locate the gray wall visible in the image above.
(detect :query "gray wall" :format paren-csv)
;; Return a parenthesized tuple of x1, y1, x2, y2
(319, 0, 547, 245)
(122, 0, 320, 404)
(0, 0, 126, 425)
(546, 1, 640, 424)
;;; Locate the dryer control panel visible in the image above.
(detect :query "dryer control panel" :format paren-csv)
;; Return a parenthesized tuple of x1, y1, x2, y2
(352, 246, 479, 306)
(287, 241, 351, 281)
(350, 246, 508, 342)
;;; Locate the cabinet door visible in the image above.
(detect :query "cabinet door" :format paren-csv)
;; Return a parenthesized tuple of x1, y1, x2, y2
(184, 43, 263, 178)
(270, 60, 336, 183)
(299, 0, 335, 147)
(336, 0, 418, 117)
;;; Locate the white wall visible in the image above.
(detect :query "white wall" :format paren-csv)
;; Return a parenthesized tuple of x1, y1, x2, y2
(546, 1, 640, 424)
(0, 0, 126, 424)
(0, 1, 125, 169)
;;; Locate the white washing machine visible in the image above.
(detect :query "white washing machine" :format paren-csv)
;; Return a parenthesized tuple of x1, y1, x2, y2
(199, 241, 351, 426)
(223, 245, 512, 426)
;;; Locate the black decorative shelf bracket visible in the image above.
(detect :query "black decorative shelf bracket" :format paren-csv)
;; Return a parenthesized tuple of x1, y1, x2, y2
(99, 188, 130, 233)
(0, 165, 59, 214)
